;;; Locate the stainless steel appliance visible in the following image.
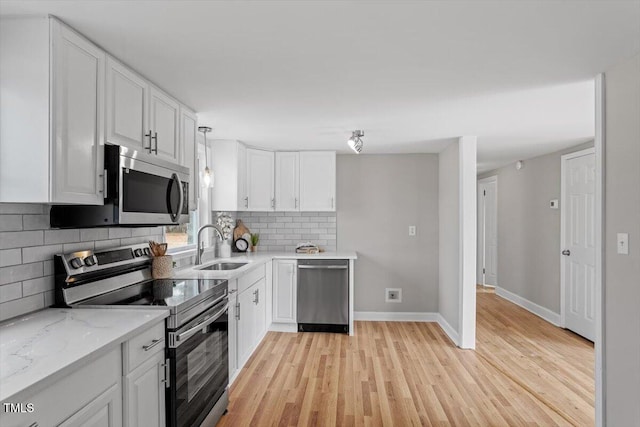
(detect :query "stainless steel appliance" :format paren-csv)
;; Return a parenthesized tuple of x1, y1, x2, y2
(297, 259, 349, 333)
(54, 243, 229, 427)
(50, 144, 189, 227)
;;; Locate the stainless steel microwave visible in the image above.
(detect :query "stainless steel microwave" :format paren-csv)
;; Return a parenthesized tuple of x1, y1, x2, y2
(50, 145, 189, 228)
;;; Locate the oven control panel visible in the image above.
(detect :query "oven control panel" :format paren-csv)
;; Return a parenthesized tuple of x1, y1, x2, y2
(58, 243, 153, 275)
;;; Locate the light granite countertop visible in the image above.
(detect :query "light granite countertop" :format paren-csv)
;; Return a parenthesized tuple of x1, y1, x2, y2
(174, 251, 357, 280)
(0, 308, 169, 402)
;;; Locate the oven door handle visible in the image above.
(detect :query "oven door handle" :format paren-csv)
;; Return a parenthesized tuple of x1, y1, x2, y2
(175, 302, 228, 344)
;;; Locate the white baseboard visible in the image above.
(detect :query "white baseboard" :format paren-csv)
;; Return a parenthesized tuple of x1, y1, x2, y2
(495, 287, 562, 326)
(436, 314, 460, 346)
(269, 323, 298, 333)
(353, 311, 439, 322)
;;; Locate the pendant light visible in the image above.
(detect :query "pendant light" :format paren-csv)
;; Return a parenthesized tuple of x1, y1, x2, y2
(198, 126, 214, 187)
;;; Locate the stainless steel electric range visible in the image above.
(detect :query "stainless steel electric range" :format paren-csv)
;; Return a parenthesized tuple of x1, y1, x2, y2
(54, 243, 229, 427)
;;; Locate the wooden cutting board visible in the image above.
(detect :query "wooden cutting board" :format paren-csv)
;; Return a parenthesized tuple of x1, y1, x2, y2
(233, 220, 250, 241)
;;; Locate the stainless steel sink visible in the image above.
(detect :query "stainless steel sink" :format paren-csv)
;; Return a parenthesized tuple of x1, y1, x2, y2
(198, 262, 248, 271)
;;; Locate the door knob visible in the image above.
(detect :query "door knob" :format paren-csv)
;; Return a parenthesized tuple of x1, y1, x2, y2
(562, 250, 571, 256)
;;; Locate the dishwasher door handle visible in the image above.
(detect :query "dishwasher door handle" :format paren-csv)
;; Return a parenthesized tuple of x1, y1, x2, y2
(298, 265, 348, 270)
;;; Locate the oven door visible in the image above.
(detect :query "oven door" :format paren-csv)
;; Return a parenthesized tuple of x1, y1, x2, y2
(167, 299, 229, 427)
(118, 153, 189, 225)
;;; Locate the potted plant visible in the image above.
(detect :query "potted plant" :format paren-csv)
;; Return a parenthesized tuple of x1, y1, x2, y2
(250, 233, 260, 252)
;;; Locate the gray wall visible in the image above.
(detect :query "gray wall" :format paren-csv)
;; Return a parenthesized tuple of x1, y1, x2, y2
(236, 211, 336, 252)
(438, 143, 460, 330)
(604, 53, 640, 426)
(337, 154, 439, 313)
(0, 203, 163, 321)
(478, 141, 593, 314)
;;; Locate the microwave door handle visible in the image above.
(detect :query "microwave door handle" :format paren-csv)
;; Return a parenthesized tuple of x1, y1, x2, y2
(169, 173, 184, 222)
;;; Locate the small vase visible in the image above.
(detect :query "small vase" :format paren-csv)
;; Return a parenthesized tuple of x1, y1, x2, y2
(152, 255, 173, 279)
(251, 245, 257, 252)
(219, 241, 231, 258)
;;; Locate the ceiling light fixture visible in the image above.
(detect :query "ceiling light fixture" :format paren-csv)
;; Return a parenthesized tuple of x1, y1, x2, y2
(198, 126, 214, 187)
(348, 130, 364, 154)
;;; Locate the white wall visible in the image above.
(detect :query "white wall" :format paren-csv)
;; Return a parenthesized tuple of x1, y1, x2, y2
(604, 53, 640, 426)
(337, 154, 439, 314)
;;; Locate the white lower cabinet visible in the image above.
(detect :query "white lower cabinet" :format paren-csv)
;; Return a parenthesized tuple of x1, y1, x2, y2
(59, 383, 122, 427)
(124, 351, 166, 427)
(273, 259, 297, 324)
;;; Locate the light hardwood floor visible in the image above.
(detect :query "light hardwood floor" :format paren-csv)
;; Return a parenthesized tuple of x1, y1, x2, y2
(214, 290, 594, 426)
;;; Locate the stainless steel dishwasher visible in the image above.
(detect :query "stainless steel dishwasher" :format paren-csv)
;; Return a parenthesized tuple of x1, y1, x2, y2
(297, 259, 349, 333)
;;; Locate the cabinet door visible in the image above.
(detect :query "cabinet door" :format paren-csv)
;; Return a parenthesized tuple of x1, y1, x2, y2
(237, 143, 247, 211)
(299, 152, 336, 211)
(246, 148, 274, 211)
(273, 260, 297, 323)
(51, 20, 105, 205)
(253, 278, 267, 342)
(125, 351, 166, 427)
(237, 284, 256, 368)
(106, 57, 149, 151)
(275, 152, 300, 211)
(149, 87, 180, 163)
(180, 106, 197, 211)
(59, 383, 122, 427)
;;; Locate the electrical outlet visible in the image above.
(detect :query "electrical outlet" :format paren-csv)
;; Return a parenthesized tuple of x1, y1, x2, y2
(385, 288, 402, 303)
(409, 226, 416, 236)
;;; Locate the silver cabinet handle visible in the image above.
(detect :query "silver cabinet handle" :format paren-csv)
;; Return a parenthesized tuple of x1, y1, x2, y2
(253, 289, 259, 304)
(151, 132, 158, 154)
(28, 423, 39, 427)
(143, 338, 162, 351)
(244, 196, 249, 208)
(144, 130, 153, 153)
(271, 198, 275, 209)
(298, 265, 348, 270)
(236, 302, 240, 320)
(562, 249, 571, 256)
(331, 197, 334, 209)
(295, 197, 298, 209)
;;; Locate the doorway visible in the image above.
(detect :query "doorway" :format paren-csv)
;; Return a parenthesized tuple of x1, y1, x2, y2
(561, 148, 596, 341)
(478, 176, 498, 287)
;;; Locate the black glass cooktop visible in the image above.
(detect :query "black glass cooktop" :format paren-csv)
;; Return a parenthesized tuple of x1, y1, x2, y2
(77, 278, 227, 311)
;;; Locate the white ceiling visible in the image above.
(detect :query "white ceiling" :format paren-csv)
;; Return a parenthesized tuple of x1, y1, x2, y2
(1, 1, 639, 172)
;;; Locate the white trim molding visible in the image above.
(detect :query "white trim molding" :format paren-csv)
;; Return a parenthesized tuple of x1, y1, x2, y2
(353, 311, 439, 322)
(495, 287, 562, 327)
(436, 314, 460, 346)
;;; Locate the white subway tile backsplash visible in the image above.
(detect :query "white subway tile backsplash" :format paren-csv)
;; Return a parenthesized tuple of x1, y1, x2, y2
(0, 249, 22, 267)
(22, 244, 63, 263)
(0, 293, 44, 322)
(0, 262, 43, 286)
(0, 203, 167, 322)
(0, 231, 44, 249)
(80, 228, 109, 241)
(0, 282, 22, 304)
(22, 276, 54, 297)
(22, 214, 50, 230)
(0, 215, 23, 231)
(0, 203, 44, 215)
(44, 229, 80, 245)
(235, 211, 336, 252)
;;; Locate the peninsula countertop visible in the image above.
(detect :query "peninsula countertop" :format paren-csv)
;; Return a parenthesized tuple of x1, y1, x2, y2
(0, 307, 169, 402)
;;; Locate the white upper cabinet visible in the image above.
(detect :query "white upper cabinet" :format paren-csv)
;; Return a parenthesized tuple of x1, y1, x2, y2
(0, 17, 105, 204)
(180, 106, 197, 211)
(275, 152, 300, 211)
(299, 151, 336, 211)
(149, 87, 180, 163)
(246, 148, 275, 211)
(106, 56, 149, 151)
(210, 140, 248, 211)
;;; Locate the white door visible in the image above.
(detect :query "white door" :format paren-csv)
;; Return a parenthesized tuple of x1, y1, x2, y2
(125, 352, 166, 427)
(478, 178, 498, 286)
(180, 106, 197, 211)
(562, 150, 596, 341)
(275, 152, 300, 211)
(149, 87, 180, 163)
(237, 284, 256, 367)
(273, 260, 297, 323)
(246, 148, 275, 211)
(106, 57, 149, 151)
(51, 20, 105, 205)
(299, 151, 336, 211)
(237, 143, 247, 211)
(253, 278, 267, 341)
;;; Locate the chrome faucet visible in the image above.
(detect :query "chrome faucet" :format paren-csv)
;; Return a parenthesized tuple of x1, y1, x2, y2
(195, 224, 225, 265)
